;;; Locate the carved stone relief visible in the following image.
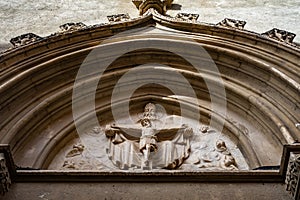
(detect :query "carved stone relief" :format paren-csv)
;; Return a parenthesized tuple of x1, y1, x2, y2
(132, 0, 173, 15)
(54, 103, 248, 171)
(59, 22, 87, 32)
(107, 14, 130, 22)
(175, 13, 199, 21)
(262, 28, 296, 44)
(61, 143, 106, 170)
(191, 139, 238, 170)
(10, 33, 43, 47)
(0, 153, 11, 195)
(105, 103, 193, 170)
(286, 153, 300, 200)
(217, 18, 246, 29)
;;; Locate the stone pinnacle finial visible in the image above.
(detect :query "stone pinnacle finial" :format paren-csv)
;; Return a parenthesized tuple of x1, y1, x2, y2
(132, 0, 173, 15)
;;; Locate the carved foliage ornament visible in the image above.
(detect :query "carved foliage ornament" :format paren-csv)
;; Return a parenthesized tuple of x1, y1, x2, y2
(217, 18, 246, 29)
(107, 14, 130, 22)
(132, 0, 173, 15)
(59, 22, 87, 32)
(10, 33, 43, 47)
(175, 13, 199, 21)
(262, 28, 296, 44)
(0, 153, 11, 195)
(286, 153, 300, 200)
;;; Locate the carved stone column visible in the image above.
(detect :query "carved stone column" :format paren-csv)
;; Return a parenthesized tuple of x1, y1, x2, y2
(0, 153, 11, 195)
(286, 153, 300, 200)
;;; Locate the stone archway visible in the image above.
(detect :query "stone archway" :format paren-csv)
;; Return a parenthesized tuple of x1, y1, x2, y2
(0, 2, 299, 198)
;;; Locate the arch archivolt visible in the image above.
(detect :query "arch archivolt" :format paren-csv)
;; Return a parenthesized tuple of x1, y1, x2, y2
(0, 21, 299, 171)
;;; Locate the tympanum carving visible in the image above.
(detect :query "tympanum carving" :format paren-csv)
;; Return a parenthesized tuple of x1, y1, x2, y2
(286, 153, 300, 200)
(217, 18, 246, 29)
(10, 33, 43, 47)
(58, 103, 247, 171)
(66, 144, 85, 158)
(61, 143, 106, 170)
(107, 14, 130, 22)
(0, 153, 11, 195)
(105, 103, 192, 170)
(195, 139, 238, 170)
(262, 28, 296, 44)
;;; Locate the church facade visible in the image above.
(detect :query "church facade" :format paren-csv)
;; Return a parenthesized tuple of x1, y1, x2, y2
(0, 0, 299, 199)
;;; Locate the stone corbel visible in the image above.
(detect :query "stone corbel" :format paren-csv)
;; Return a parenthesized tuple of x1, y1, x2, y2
(175, 13, 199, 21)
(262, 28, 296, 44)
(286, 153, 300, 200)
(10, 33, 43, 47)
(59, 22, 87, 32)
(217, 18, 246, 29)
(132, 0, 173, 15)
(107, 14, 130, 22)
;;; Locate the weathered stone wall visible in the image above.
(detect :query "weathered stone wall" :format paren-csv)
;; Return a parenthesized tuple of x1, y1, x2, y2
(0, 0, 299, 51)
(2, 182, 292, 200)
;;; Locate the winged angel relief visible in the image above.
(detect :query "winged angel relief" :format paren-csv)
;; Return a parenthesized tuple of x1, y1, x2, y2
(59, 103, 247, 171)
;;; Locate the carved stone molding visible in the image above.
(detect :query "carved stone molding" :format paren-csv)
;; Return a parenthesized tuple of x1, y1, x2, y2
(286, 153, 300, 200)
(217, 18, 246, 29)
(132, 0, 173, 15)
(107, 14, 130, 22)
(0, 153, 11, 195)
(175, 13, 199, 21)
(59, 22, 87, 32)
(262, 28, 296, 44)
(10, 33, 43, 47)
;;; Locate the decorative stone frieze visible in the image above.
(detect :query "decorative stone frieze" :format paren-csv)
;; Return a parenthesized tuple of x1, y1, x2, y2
(59, 22, 87, 32)
(262, 28, 296, 44)
(107, 14, 130, 22)
(0, 153, 11, 195)
(175, 13, 199, 21)
(286, 153, 300, 200)
(10, 33, 43, 47)
(217, 18, 246, 29)
(132, 0, 173, 15)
